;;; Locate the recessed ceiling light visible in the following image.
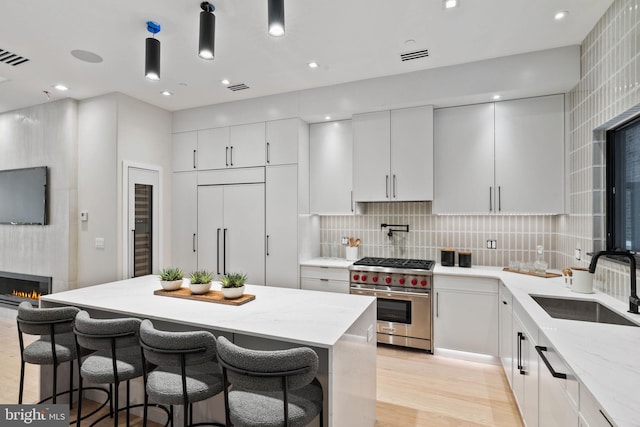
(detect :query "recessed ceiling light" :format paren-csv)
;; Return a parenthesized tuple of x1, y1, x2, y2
(493, 94, 501, 100)
(308, 62, 319, 69)
(161, 91, 173, 96)
(221, 79, 230, 85)
(53, 84, 68, 91)
(554, 10, 568, 20)
(443, 0, 459, 9)
(325, 116, 331, 120)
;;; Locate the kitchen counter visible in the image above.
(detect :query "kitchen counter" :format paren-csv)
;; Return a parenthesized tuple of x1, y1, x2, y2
(434, 264, 640, 427)
(40, 275, 377, 427)
(300, 257, 355, 269)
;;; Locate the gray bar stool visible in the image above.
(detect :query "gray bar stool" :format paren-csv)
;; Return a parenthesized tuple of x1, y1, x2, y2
(216, 336, 323, 427)
(139, 319, 226, 427)
(73, 311, 169, 427)
(16, 302, 108, 423)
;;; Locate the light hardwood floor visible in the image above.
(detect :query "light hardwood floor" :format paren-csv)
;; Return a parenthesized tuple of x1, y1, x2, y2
(0, 316, 522, 426)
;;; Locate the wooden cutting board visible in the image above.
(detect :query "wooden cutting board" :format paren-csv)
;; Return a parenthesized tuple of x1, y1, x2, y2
(502, 268, 561, 279)
(154, 287, 255, 306)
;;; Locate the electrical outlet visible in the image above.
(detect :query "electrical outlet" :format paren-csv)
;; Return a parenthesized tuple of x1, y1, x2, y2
(486, 240, 491, 249)
(341, 236, 349, 245)
(487, 240, 497, 249)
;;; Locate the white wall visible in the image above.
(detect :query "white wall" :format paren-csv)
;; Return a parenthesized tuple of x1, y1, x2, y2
(0, 99, 78, 293)
(77, 94, 118, 287)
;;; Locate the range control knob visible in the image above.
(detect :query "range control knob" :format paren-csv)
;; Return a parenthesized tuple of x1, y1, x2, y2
(411, 279, 418, 286)
(361, 275, 367, 281)
(385, 277, 392, 284)
(353, 274, 359, 281)
(421, 279, 427, 287)
(399, 278, 405, 285)
(372, 276, 378, 283)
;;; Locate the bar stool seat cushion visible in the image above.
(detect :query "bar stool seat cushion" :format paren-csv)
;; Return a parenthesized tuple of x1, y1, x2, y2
(79, 346, 143, 384)
(146, 361, 223, 405)
(22, 332, 77, 365)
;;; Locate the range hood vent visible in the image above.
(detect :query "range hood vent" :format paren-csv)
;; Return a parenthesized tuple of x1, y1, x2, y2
(227, 83, 249, 91)
(400, 49, 429, 62)
(0, 49, 30, 66)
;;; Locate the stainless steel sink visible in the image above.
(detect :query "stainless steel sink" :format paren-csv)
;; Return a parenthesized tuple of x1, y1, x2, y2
(531, 295, 639, 327)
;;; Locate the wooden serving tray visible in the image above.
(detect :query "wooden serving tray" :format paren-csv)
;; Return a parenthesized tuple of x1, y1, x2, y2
(154, 287, 255, 306)
(502, 268, 561, 279)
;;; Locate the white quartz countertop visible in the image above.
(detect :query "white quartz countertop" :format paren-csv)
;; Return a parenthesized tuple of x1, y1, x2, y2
(300, 257, 355, 268)
(40, 276, 374, 349)
(434, 264, 640, 427)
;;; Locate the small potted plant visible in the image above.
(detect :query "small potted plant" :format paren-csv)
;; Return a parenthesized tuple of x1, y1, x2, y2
(159, 267, 184, 291)
(189, 270, 214, 295)
(219, 273, 247, 299)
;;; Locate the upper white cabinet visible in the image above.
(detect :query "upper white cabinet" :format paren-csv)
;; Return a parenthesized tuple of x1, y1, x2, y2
(433, 104, 495, 213)
(433, 94, 564, 214)
(198, 127, 229, 170)
(310, 120, 353, 214)
(172, 132, 198, 172)
(266, 118, 299, 165)
(353, 105, 433, 202)
(229, 122, 266, 168)
(494, 95, 564, 213)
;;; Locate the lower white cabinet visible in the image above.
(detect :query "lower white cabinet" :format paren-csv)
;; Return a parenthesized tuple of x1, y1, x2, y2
(433, 275, 499, 356)
(499, 282, 514, 387)
(579, 385, 616, 427)
(537, 334, 579, 427)
(512, 306, 539, 427)
(171, 172, 197, 273)
(300, 266, 350, 294)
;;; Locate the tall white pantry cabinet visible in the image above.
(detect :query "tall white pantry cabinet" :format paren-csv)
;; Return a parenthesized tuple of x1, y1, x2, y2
(171, 118, 309, 288)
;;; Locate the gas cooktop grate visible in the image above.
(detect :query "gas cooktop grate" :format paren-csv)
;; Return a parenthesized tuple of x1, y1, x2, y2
(353, 257, 434, 270)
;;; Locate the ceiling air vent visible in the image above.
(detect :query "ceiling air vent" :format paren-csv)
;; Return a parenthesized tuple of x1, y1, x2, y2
(400, 49, 429, 62)
(0, 49, 30, 66)
(227, 83, 249, 92)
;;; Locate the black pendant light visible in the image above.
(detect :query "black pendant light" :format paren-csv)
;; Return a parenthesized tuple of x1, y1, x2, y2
(268, 0, 285, 37)
(145, 21, 161, 80)
(199, 2, 216, 60)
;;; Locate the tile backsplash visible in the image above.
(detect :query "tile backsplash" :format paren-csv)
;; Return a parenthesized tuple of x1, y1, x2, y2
(320, 202, 558, 268)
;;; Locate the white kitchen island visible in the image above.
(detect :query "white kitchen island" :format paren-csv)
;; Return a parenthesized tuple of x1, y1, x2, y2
(40, 275, 377, 427)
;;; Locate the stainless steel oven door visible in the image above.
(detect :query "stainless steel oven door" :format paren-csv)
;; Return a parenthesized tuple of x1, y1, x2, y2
(350, 288, 431, 344)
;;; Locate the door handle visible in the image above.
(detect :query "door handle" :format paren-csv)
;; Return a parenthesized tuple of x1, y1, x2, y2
(436, 292, 439, 317)
(266, 235, 270, 256)
(130, 229, 135, 278)
(535, 346, 567, 379)
(393, 174, 397, 198)
(519, 332, 526, 375)
(498, 186, 502, 212)
(489, 187, 493, 212)
(223, 228, 228, 274)
(225, 147, 229, 166)
(216, 228, 221, 274)
(193, 150, 197, 169)
(386, 175, 389, 198)
(192, 233, 196, 253)
(266, 142, 271, 164)
(230, 146, 234, 166)
(516, 332, 522, 371)
(350, 190, 354, 212)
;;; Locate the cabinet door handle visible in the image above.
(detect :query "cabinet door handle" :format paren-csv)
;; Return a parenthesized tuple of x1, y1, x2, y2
(320, 278, 329, 282)
(516, 332, 522, 371)
(599, 410, 614, 427)
(535, 346, 567, 379)
(225, 147, 229, 166)
(223, 228, 228, 274)
(230, 146, 234, 166)
(192, 233, 197, 253)
(498, 186, 502, 212)
(350, 191, 354, 212)
(502, 300, 508, 305)
(436, 292, 439, 317)
(266, 142, 271, 164)
(519, 332, 526, 375)
(193, 150, 197, 169)
(266, 235, 270, 256)
(386, 175, 389, 198)
(393, 174, 397, 198)
(489, 187, 493, 212)
(216, 228, 221, 274)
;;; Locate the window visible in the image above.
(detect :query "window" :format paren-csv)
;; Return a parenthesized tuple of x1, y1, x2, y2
(606, 116, 640, 252)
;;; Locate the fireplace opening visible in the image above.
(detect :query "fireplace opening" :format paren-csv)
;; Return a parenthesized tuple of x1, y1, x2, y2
(0, 271, 52, 308)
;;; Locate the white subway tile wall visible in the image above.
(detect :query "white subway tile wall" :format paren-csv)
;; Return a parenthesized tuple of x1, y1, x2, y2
(320, 203, 557, 268)
(560, 0, 640, 302)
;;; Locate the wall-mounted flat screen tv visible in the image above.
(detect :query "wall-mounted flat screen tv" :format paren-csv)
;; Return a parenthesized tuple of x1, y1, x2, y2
(0, 166, 48, 225)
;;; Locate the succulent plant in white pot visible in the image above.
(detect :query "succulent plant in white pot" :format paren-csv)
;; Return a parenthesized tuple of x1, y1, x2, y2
(189, 270, 214, 295)
(219, 273, 247, 299)
(159, 267, 185, 291)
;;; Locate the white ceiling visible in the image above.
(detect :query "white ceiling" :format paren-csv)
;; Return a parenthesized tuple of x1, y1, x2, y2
(0, 0, 614, 115)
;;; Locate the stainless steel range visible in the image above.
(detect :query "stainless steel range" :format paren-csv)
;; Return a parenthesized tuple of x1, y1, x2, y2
(349, 257, 434, 351)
